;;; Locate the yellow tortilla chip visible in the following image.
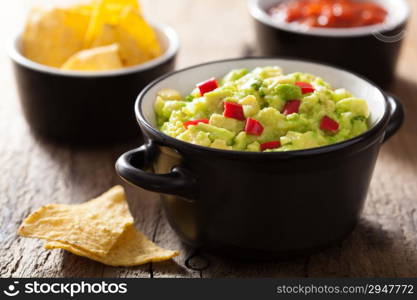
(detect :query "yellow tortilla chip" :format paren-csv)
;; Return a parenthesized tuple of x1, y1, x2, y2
(84, 0, 141, 48)
(22, 7, 91, 67)
(116, 6, 162, 66)
(18, 186, 133, 257)
(61, 43, 123, 71)
(45, 225, 179, 267)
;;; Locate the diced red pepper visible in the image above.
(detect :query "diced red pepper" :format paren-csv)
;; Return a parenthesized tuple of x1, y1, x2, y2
(260, 141, 281, 151)
(320, 116, 339, 132)
(197, 78, 218, 95)
(295, 81, 315, 94)
(223, 102, 245, 121)
(245, 118, 264, 136)
(183, 119, 209, 129)
(282, 99, 301, 115)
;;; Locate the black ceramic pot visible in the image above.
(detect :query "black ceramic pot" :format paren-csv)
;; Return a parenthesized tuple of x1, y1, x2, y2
(116, 58, 404, 259)
(7, 23, 179, 146)
(248, 0, 410, 87)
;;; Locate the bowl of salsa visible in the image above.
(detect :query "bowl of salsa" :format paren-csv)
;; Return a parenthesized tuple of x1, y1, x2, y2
(248, 0, 410, 86)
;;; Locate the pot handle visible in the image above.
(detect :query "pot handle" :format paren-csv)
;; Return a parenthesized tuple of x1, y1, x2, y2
(115, 144, 196, 200)
(383, 94, 404, 143)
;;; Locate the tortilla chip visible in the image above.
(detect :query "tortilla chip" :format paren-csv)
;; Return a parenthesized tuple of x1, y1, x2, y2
(18, 186, 133, 257)
(22, 7, 90, 67)
(45, 225, 179, 267)
(61, 43, 123, 71)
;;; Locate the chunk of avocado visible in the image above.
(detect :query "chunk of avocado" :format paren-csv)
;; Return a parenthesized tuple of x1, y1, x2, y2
(280, 131, 326, 151)
(255, 107, 286, 129)
(247, 141, 260, 152)
(211, 139, 233, 150)
(223, 68, 249, 83)
(238, 95, 260, 117)
(157, 89, 182, 100)
(156, 99, 186, 121)
(233, 132, 256, 150)
(177, 126, 211, 147)
(183, 98, 208, 119)
(204, 88, 233, 112)
(332, 88, 353, 102)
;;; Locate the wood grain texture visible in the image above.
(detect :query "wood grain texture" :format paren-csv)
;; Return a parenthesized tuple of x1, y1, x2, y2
(1, 0, 416, 278)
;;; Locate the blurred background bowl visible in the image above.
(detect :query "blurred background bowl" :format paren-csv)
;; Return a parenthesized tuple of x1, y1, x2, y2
(248, 0, 410, 87)
(7, 22, 179, 146)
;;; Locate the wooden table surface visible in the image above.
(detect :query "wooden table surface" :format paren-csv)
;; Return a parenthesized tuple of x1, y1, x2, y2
(1, 0, 417, 278)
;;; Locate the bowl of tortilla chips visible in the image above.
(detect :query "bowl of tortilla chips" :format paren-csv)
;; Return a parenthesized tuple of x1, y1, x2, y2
(7, 0, 179, 145)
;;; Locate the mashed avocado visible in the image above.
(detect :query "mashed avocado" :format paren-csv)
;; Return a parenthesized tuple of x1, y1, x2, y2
(154, 66, 370, 152)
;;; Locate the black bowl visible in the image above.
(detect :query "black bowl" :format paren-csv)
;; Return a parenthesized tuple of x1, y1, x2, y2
(248, 0, 410, 87)
(116, 58, 403, 259)
(7, 23, 179, 146)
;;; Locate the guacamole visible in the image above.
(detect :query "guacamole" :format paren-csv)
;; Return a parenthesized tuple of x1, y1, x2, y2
(154, 66, 370, 152)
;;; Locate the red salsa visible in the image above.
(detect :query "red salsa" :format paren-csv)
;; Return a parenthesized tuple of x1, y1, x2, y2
(269, 0, 387, 28)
